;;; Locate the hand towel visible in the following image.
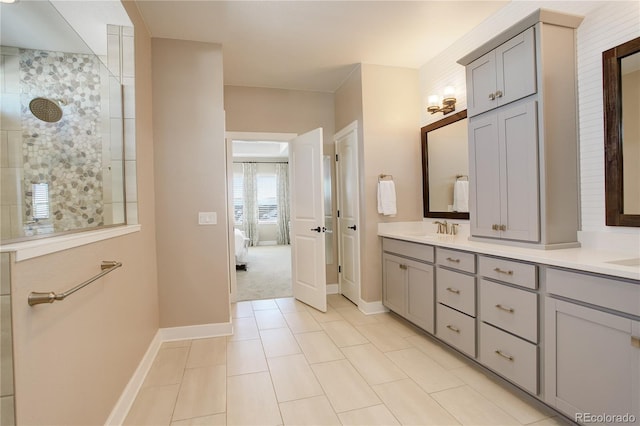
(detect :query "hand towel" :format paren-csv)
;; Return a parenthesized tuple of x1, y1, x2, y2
(453, 180, 469, 212)
(377, 180, 397, 216)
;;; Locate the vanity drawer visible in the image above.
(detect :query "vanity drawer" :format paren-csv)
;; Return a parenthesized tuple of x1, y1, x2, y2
(479, 322, 538, 395)
(480, 279, 538, 343)
(479, 256, 537, 289)
(436, 248, 476, 274)
(546, 267, 640, 317)
(436, 267, 476, 317)
(436, 304, 476, 358)
(383, 238, 434, 263)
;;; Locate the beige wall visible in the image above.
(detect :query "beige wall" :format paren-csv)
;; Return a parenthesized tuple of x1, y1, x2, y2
(360, 64, 422, 302)
(224, 86, 339, 282)
(152, 38, 230, 327)
(10, 2, 160, 423)
(335, 64, 422, 303)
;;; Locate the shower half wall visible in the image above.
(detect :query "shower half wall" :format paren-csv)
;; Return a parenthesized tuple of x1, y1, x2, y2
(0, 45, 125, 241)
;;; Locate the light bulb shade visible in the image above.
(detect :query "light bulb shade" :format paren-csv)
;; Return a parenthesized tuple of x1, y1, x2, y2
(443, 86, 456, 97)
(427, 95, 439, 107)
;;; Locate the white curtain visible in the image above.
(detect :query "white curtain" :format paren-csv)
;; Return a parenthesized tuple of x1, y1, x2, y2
(276, 163, 290, 245)
(242, 163, 259, 246)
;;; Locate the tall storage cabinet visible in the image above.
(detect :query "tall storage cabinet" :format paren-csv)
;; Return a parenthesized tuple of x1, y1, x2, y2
(458, 10, 583, 248)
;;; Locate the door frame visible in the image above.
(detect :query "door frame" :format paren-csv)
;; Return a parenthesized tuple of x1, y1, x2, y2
(225, 131, 297, 303)
(334, 121, 361, 307)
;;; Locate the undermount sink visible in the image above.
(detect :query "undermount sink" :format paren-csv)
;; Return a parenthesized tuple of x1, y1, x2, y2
(605, 258, 640, 267)
(399, 232, 436, 239)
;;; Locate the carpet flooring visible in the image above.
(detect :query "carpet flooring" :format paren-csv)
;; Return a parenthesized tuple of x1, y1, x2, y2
(236, 245, 292, 301)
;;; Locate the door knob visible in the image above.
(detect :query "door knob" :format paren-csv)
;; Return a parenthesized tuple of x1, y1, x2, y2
(310, 226, 322, 232)
(348, 225, 357, 231)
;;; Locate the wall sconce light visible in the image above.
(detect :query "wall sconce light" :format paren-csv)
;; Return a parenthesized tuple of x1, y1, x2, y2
(427, 86, 457, 115)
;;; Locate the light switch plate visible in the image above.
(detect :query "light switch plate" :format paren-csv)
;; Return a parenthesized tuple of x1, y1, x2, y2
(198, 212, 217, 225)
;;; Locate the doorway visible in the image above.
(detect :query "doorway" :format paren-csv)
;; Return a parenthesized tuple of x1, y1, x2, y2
(227, 132, 296, 302)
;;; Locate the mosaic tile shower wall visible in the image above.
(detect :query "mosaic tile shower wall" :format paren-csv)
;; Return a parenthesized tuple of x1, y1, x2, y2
(20, 49, 105, 233)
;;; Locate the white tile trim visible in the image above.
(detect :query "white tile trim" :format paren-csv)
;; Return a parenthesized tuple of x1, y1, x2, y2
(105, 320, 233, 425)
(358, 299, 388, 315)
(104, 330, 162, 426)
(159, 321, 233, 342)
(326, 283, 339, 294)
(1, 225, 141, 262)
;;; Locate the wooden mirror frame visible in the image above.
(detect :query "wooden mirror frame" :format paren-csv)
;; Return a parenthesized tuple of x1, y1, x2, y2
(421, 110, 469, 220)
(604, 36, 640, 227)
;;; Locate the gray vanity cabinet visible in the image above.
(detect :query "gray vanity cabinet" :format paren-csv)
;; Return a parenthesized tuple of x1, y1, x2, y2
(459, 10, 583, 247)
(544, 268, 640, 422)
(435, 248, 477, 358)
(468, 101, 539, 242)
(466, 27, 537, 118)
(382, 239, 435, 334)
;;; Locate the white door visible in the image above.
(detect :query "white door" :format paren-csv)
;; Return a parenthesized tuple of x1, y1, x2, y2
(335, 122, 360, 305)
(290, 128, 327, 312)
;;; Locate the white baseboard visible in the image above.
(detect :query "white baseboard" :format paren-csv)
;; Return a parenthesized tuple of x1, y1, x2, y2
(326, 283, 339, 294)
(105, 331, 162, 426)
(358, 299, 388, 315)
(160, 321, 233, 341)
(106, 321, 233, 425)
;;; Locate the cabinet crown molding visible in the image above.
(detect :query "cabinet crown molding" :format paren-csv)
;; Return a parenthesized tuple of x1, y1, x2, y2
(457, 8, 584, 66)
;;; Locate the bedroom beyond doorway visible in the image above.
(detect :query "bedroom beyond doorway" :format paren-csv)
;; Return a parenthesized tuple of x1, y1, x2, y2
(236, 245, 292, 301)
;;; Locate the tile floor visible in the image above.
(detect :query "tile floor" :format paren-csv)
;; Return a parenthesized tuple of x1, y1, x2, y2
(124, 294, 571, 426)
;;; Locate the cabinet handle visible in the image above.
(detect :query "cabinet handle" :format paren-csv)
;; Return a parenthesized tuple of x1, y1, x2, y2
(493, 267, 514, 276)
(495, 90, 503, 98)
(446, 257, 461, 263)
(446, 325, 460, 333)
(494, 350, 514, 361)
(446, 287, 460, 295)
(632, 336, 640, 348)
(499, 224, 507, 231)
(495, 304, 515, 313)
(399, 264, 407, 270)
(488, 93, 496, 100)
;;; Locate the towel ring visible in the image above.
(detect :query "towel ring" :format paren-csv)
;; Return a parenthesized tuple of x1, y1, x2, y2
(378, 174, 393, 182)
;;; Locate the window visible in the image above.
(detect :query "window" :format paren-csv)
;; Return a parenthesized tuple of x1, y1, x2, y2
(257, 173, 278, 223)
(233, 171, 244, 224)
(32, 183, 50, 220)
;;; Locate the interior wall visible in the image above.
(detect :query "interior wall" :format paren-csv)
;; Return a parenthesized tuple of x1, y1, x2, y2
(10, 2, 160, 423)
(224, 86, 339, 283)
(152, 38, 229, 327)
(418, 0, 640, 237)
(359, 64, 422, 303)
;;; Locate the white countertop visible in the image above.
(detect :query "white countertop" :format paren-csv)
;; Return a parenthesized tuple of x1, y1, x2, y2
(378, 222, 640, 281)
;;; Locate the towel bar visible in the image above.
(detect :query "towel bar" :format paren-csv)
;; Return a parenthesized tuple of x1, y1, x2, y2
(28, 261, 122, 306)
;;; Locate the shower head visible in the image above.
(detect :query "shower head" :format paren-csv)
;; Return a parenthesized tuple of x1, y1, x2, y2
(29, 97, 64, 123)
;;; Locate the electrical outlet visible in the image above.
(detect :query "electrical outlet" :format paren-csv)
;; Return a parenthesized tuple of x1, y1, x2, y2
(198, 212, 217, 225)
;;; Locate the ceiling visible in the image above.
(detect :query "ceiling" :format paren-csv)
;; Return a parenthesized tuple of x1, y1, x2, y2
(134, 0, 509, 93)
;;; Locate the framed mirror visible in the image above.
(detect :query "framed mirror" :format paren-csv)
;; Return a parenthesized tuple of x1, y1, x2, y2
(421, 110, 469, 219)
(604, 36, 640, 227)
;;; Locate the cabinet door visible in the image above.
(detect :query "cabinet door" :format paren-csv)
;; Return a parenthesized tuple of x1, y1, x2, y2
(498, 101, 539, 242)
(467, 50, 497, 117)
(545, 298, 640, 422)
(405, 259, 435, 334)
(469, 114, 501, 238)
(382, 253, 406, 315)
(496, 27, 536, 108)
